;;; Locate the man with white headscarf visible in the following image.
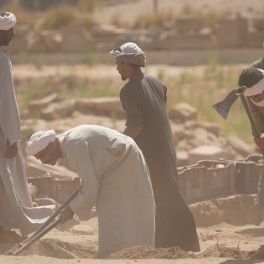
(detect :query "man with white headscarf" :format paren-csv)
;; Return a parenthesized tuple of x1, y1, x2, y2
(110, 42, 200, 252)
(0, 12, 54, 240)
(26, 125, 155, 258)
(238, 67, 264, 226)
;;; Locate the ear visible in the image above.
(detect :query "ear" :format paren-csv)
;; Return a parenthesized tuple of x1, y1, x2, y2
(48, 141, 56, 149)
(123, 62, 130, 70)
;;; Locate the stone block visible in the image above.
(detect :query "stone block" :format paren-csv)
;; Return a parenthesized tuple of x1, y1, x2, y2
(248, 30, 263, 48)
(188, 145, 236, 165)
(158, 30, 214, 50)
(216, 16, 248, 48)
(168, 103, 198, 121)
(175, 15, 205, 33)
(61, 27, 92, 52)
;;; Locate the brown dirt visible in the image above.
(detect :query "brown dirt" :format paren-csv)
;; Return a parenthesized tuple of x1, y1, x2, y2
(106, 246, 196, 259)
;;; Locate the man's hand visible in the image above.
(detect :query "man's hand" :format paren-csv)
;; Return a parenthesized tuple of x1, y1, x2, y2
(60, 206, 74, 224)
(124, 126, 142, 139)
(4, 139, 18, 159)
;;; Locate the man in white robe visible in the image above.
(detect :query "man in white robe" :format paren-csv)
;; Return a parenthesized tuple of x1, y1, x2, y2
(0, 12, 54, 240)
(26, 125, 156, 257)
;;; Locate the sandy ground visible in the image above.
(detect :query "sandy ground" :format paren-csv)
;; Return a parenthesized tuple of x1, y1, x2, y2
(1, 195, 264, 263)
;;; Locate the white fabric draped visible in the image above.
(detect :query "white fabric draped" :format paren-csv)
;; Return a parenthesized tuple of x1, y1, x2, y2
(58, 125, 155, 256)
(0, 50, 54, 237)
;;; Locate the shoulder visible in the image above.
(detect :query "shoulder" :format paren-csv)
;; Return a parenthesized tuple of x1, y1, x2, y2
(250, 58, 264, 70)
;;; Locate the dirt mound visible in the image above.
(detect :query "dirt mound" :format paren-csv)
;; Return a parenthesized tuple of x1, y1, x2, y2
(200, 244, 257, 260)
(107, 246, 196, 259)
(2, 238, 96, 259)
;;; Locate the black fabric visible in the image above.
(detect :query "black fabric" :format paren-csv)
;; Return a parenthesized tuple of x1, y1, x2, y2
(120, 74, 200, 252)
(251, 58, 264, 70)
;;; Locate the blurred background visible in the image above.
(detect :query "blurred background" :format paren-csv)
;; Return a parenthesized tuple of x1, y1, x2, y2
(2, 0, 264, 166)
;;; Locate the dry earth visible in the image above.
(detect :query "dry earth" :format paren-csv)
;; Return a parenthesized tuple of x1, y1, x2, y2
(1, 195, 264, 264)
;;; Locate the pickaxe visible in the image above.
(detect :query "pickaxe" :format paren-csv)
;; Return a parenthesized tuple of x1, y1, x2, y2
(8, 183, 83, 256)
(212, 86, 264, 156)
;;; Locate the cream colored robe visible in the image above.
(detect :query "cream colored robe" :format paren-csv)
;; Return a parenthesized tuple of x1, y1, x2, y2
(58, 125, 155, 256)
(0, 50, 54, 237)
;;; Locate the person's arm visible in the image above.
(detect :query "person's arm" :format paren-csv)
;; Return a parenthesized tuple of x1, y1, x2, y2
(61, 141, 99, 223)
(123, 126, 142, 139)
(120, 88, 144, 139)
(4, 139, 18, 159)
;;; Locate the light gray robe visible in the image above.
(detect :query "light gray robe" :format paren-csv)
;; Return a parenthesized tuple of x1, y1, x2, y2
(58, 125, 155, 256)
(0, 50, 54, 237)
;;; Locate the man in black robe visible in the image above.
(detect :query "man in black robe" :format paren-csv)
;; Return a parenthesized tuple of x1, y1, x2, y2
(110, 42, 200, 252)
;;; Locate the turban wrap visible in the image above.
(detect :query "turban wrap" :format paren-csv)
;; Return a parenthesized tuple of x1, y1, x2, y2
(244, 69, 264, 107)
(0, 12, 16, 31)
(26, 130, 56, 155)
(110, 42, 146, 66)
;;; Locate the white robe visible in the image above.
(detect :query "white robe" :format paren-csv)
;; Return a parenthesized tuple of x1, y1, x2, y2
(58, 125, 155, 256)
(0, 50, 54, 237)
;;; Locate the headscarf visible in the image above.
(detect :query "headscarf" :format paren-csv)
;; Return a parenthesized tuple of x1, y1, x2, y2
(0, 12, 16, 31)
(26, 130, 56, 156)
(110, 42, 146, 66)
(244, 69, 264, 107)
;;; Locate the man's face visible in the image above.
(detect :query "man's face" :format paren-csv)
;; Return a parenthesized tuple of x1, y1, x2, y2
(249, 90, 264, 103)
(0, 27, 14, 46)
(34, 142, 58, 166)
(116, 59, 128, 81)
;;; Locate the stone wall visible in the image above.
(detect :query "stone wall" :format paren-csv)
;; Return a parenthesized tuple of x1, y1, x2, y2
(1, 15, 264, 54)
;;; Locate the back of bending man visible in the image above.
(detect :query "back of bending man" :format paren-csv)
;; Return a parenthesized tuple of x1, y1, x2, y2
(0, 11, 54, 239)
(110, 42, 200, 252)
(26, 125, 155, 257)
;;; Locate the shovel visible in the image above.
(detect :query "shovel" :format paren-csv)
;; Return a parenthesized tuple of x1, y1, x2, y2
(9, 183, 83, 256)
(212, 86, 264, 156)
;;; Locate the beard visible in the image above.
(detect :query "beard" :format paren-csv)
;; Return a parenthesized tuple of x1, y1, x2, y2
(0, 31, 12, 46)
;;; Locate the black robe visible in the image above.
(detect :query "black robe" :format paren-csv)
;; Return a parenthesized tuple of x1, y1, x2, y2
(120, 74, 200, 252)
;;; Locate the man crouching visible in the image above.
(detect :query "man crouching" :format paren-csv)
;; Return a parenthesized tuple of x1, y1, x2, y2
(26, 124, 155, 257)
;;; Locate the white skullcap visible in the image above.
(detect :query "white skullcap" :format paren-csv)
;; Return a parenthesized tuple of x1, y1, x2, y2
(0, 12, 16, 31)
(26, 130, 56, 156)
(110, 42, 146, 66)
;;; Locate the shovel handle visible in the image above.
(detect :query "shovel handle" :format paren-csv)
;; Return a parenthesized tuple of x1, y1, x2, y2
(27, 183, 83, 242)
(240, 94, 264, 157)
(13, 216, 62, 256)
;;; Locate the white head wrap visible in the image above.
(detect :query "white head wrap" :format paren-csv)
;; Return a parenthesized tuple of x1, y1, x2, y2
(110, 42, 146, 66)
(244, 69, 264, 106)
(0, 12, 16, 31)
(26, 130, 56, 156)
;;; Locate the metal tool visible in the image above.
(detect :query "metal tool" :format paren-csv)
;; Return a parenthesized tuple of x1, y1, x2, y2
(213, 86, 264, 156)
(9, 183, 83, 256)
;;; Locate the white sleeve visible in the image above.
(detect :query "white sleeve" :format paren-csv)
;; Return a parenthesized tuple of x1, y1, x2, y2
(68, 141, 99, 218)
(0, 54, 21, 144)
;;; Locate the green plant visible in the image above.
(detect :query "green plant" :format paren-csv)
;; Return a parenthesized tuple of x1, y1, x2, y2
(42, 6, 75, 30)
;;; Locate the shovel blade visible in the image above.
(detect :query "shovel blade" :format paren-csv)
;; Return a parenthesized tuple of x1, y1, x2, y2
(212, 86, 246, 120)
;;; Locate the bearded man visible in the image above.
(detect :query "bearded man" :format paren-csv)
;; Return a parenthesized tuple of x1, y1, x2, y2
(26, 125, 155, 257)
(0, 12, 54, 240)
(110, 42, 200, 252)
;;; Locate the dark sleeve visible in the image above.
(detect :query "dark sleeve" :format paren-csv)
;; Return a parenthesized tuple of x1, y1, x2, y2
(251, 58, 264, 70)
(164, 85, 168, 105)
(248, 98, 264, 136)
(120, 88, 144, 127)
